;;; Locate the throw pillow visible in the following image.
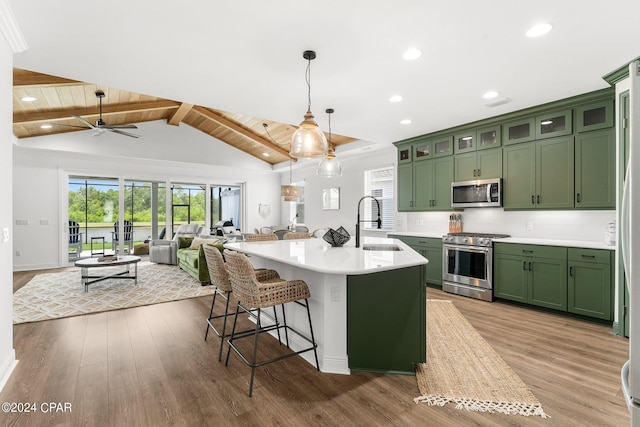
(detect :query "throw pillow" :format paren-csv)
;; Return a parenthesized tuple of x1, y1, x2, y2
(190, 236, 223, 250)
(178, 237, 194, 249)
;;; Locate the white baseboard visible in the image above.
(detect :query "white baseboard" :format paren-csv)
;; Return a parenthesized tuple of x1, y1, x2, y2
(0, 349, 17, 392)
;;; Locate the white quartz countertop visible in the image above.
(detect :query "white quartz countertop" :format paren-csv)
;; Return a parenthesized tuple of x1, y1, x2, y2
(388, 232, 615, 250)
(224, 236, 428, 275)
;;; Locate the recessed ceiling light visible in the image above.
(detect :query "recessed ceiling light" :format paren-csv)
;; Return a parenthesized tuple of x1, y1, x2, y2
(40, 124, 52, 129)
(389, 95, 403, 103)
(482, 91, 499, 99)
(400, 119, 412, 125)
(526, 22, 553, 38)
(21, 96, 37, 102)
(262, 152, 270, 157)
(402, 48, 422, 61)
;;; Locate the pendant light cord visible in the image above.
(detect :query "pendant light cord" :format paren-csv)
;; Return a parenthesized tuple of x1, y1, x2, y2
(306, 58, 312, 111)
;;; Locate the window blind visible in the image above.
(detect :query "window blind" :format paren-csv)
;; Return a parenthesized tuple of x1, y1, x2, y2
(364, 167, 394, 229)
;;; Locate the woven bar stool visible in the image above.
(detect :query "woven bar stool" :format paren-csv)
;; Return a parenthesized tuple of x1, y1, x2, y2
(244, 233, 278, 242)
(203, 245, 281, 361)
(223, 249, 319, 397)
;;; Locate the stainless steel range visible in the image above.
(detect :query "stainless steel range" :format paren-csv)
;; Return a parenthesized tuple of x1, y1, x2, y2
(442, 232, 510, 302)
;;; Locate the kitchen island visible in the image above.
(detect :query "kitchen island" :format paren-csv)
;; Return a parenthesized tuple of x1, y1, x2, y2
(224, 236, 428, 375)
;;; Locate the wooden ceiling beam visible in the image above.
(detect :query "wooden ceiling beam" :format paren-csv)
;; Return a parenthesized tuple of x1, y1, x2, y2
(191, 106, 295, 161)
(13, 100, 180, 124)
(167, 103, 194, 126)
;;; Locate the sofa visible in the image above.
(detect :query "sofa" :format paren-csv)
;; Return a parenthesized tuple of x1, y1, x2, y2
(149, 224, 204, 265)
(176, 236, 225, 284)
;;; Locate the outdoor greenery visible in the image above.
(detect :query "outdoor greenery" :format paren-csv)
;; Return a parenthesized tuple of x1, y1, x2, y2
(68, 182, 210, 225)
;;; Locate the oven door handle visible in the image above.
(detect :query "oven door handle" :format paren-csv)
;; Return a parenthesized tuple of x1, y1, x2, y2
(443, 243, 491, 254)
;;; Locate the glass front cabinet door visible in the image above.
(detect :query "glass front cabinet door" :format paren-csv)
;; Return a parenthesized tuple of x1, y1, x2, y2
(503, 117, 535, 145)
(576, 100, 614, 133)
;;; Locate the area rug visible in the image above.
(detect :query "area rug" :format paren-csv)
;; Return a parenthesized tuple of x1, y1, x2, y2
(414, 299, 548, 418)
(13, 264, 214, 324)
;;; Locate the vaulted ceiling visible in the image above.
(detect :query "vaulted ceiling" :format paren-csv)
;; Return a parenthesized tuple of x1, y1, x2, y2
(12, 69, 356, 165)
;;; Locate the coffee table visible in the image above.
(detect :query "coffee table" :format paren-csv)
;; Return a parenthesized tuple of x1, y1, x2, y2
(75, 255, 141, 292)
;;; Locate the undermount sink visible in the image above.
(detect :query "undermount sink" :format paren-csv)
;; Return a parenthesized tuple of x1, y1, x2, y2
(362, 244, 403, 251)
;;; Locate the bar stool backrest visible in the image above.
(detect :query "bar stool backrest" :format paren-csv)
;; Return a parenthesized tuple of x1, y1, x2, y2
(224, 250, 264, 308)
(244, 233, 278, 242)
(203, 245, 231, 292)
(283, 232, 311, 240)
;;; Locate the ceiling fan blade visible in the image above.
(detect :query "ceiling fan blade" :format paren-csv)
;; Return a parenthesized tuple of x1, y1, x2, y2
(51, 123, 91, 129)
(73, 115, 97, 129)
(104, 124, 138, 129)
(109, 128, 140, 139)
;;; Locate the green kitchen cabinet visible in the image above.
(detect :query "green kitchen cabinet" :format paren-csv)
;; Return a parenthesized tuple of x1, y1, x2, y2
(397, 156, 453, 211)
(454, 126, 501, 155)
(568, 248, 612, 320)
(574, 128, 615, 209)
(414, 137, 453, 161)
(503, 136, 574, 209)
(493, 243, 567, 311)
(398, 143, 412, 164)
(536, 109, 573, 139)
(401, 236, 443, 286)
(454, 147, 503, 181)
(503, 116, 536, 145)
(397, 162, 413, 211)
(576, 99, 614, 133)
(347, 265, 426, 374)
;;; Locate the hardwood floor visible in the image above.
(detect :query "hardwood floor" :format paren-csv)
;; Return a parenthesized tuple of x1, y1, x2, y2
(2, 270, 630, 426)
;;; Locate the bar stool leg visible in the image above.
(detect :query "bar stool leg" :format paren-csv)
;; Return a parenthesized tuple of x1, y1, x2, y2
(281, 304, 290, 348)
(204, 289, 219, 341)
(248, 308, 262, 397)
(225, 303, 241, 367)
(218, 292, 232, 362)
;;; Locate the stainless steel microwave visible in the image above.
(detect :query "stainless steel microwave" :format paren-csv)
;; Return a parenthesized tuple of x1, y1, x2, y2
(451, 178, 502, 208)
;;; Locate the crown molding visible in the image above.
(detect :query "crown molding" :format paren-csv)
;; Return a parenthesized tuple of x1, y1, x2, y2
(0, 0, 27, 53)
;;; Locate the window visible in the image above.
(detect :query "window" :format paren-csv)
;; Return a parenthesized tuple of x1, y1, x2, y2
(211, 186, 242, 230)
(288, 181, 305, 224)
(364, 167, 395, 230)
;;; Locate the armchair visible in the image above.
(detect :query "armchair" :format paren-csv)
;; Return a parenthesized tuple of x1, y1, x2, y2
(149, 223, 203, 265)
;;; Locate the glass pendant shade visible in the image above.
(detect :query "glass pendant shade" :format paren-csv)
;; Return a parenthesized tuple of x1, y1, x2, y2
(281, 184, 302, 202)
(290, 110, 329, 158)
(316, 151, 342, 177)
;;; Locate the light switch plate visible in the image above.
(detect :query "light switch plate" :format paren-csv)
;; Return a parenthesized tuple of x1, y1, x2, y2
(2, 228, 8, 242)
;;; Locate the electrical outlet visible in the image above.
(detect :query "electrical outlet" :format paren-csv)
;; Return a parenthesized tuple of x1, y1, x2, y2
(526, 221, 534, 231)
(419, 219, 424, 226)
(330, 287, 340, 302)
(2, 228, 8, 243)
(15, 250, 22, 256)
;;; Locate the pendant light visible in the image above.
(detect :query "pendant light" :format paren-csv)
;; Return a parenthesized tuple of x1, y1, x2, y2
(316, 108, 342, 177)
(290, 50, 329, 159)
(264, 122, 302, 202)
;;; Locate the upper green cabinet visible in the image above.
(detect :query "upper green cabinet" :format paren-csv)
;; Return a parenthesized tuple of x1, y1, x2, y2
(454, 125, 501, 154)
(536, 109, 573, 139)
(576, 99, 614, 133)
(504, 117, 535, 145)
(413, 136, 453, 161)
(503, 136, 574, 209)
(454, 147, 502, 181)
(575, 128, 615, 209)
(397, 156, 453, 211)
(398, 144, 412, 164)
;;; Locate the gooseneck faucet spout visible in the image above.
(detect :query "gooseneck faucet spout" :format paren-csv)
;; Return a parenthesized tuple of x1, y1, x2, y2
(356, 195, 382, 248)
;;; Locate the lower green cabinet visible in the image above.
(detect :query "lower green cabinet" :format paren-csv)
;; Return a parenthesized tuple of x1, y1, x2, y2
(568, 248, 612, 320)
(494, 243, 613, 320)
(494, 243, 567, 310)
(400, 236, 443, 286)
(347, 266, 426, 374)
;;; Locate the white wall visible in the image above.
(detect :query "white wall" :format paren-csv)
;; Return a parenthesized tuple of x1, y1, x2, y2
(0, 0, 19, 393)
(280, 145, 397, 237)
(12, 121, 283, 271)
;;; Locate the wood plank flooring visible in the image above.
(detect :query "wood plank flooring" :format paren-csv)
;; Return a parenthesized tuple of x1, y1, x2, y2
(2, 269, 630, 426)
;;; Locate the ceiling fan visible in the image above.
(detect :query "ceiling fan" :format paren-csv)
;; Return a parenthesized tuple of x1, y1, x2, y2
(59, 90, 140, 138)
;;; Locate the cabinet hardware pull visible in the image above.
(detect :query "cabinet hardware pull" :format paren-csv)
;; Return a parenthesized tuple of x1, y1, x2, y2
(523, 261, 527, 270)
(569, 266, 573, 276)
(528, 262, 532, 271)
(522, 250, 533, 253)
(581, 254, 595, 259)
(477, 168, 480, 176)
(577, 193, 581, 203)
(537, 195, 541, 204)
(531, 195, 535, 205)
(410, 201, 413, 207)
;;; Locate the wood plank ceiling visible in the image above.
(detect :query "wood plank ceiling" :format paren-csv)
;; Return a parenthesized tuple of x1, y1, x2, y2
(12, 69, 357, 165)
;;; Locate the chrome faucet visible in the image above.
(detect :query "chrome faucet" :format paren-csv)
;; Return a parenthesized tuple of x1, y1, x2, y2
(356, 195, 382, 248)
